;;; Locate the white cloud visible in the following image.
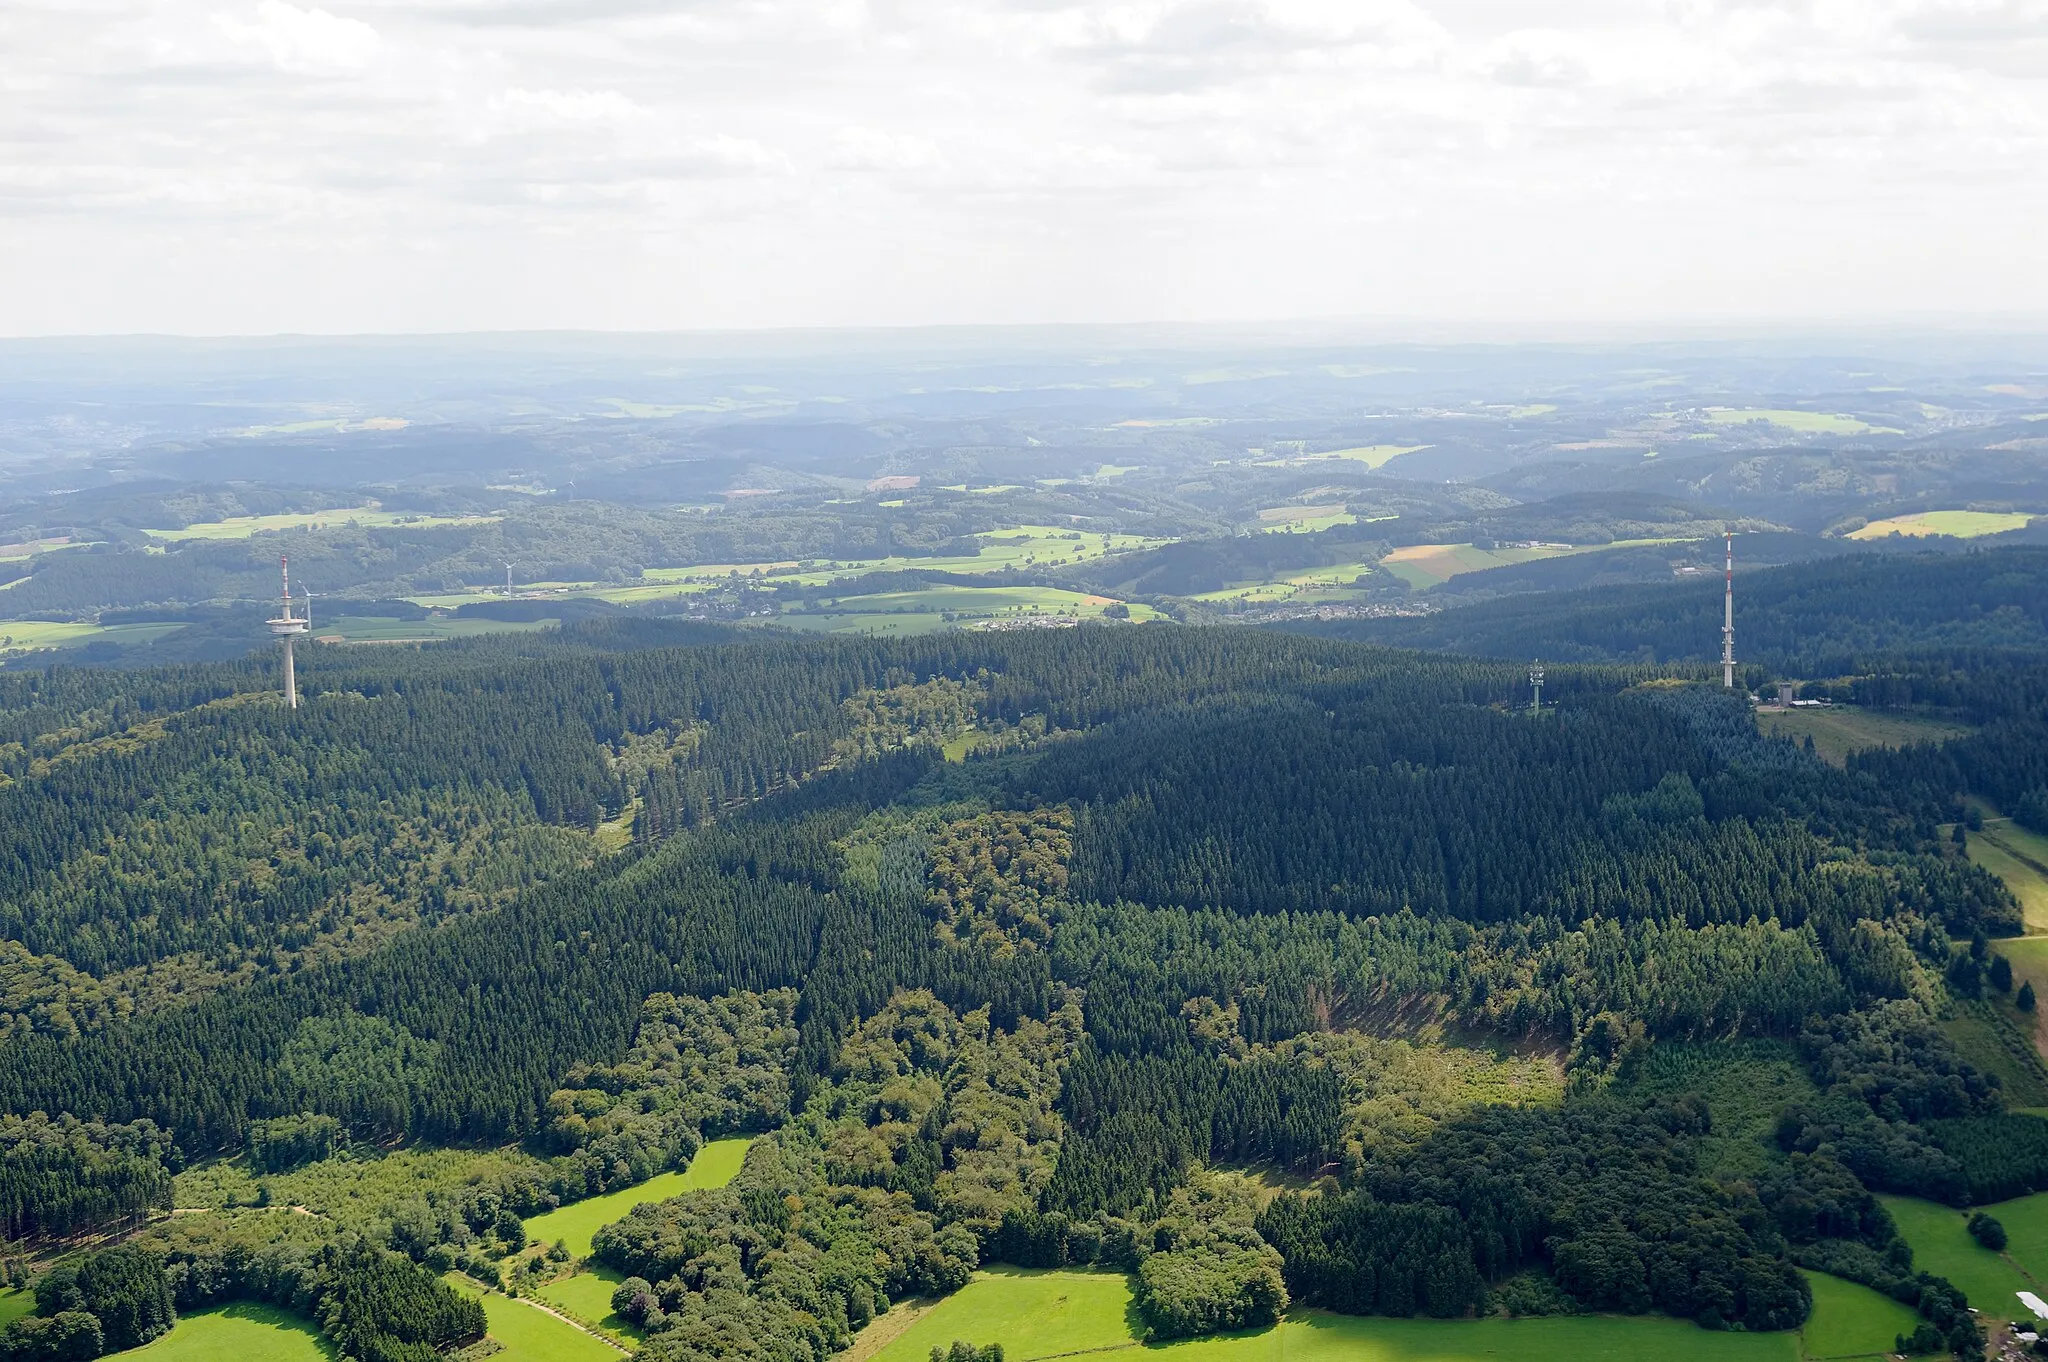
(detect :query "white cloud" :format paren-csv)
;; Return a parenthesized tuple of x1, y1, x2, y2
(0, 0, 2044, 333)
(213, 0, 382, 73)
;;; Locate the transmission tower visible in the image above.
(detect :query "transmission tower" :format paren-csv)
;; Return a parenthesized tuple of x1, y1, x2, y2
(267, 556, 309, 709)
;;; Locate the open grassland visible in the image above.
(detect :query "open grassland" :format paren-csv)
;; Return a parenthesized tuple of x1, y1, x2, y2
(112, 1303, 332, 1361)
(1379, 539, 1686, 589)
(1973, 819, 2048, 933)
(1188, 562, 1383, 605)
(0, 619, 186, 656)
(1255, 504, 1358, 534)
(451, 1278, 619, 1361)
(1940, 1001, 2048, 1105)
(536, 1265, 645, 1344)
(1702, 408, 1900, 436)
(0, 1289, 33, 1331)
(1797, 1271, 1917, 1359)
(1756, 707, 1973, 767)
(1879, 1195, 2036, 1323)
(146, 507, 496, 540)
(524, 1136, 750, 1256)
(866, 1267, 1140, 1362)
(411, 525, 1170, 609)
(0, 536, 92, 562)
(777, 587, 1160, 635)
(1295, 444, 1428, 468)
(861, 1268, 1796, 1362)
(1847, 510, 2034, 540)
(1994, 936, 2048, 1060)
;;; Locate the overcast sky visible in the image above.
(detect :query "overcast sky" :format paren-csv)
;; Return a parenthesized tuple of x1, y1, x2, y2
(3, 0, 2045, 336)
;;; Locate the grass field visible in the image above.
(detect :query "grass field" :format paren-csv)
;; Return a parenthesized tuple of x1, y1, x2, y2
(1756, 707, 1973, 767)
(777, 586, 1159, 635)
(0, 1288, 33, 1331)
(1972, 823, 2048, 932)
(1879, 1195, 2036, 1322)
(861, 1268, 1796, 1362)
(524, 1136, 751, 1256)
(1941, 1000, 2048, 1105)
(412, 525, 1169, 610)
(0, 619, 187, 656)
(1798, 1271, 1917, 1359)
(1378, 541, 1684, 589)
(1255, 504, 1358, 534)
(146, 508, 495, 540)
(113, 1303, 332, 1361)
(1702, 408, 1899, 436)
(1847, 510, 2033, 540)
(451, 1278, 619, 1361)
(536, 1265, 644, 1344)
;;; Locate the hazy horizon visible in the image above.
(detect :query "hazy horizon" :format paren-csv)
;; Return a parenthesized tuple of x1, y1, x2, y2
(8, 0, 2046, 338)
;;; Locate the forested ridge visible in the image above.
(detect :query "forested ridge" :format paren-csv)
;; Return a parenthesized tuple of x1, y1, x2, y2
(3, 622, 2047, 1361)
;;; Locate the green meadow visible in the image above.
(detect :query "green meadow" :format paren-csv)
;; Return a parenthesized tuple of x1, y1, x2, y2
(145, 507, 495, 540)
(536, 1264, 645, 1344)
(450, 1277, 618, 1362)
(859, 1267, 1799, 1362)
(1755, 706, 1974, 768)
(524, 1135, 751, 1256)
(0, 619, 187, 656)
(0, 1289, 34, 1331)
(1702, 409, 1899, 436)
(1847, 510, 2033, 540)
(1797, 1270, 1917, 1359)
(111, 1303, 332, 1361)
(1879, 1194, 2037, 1323)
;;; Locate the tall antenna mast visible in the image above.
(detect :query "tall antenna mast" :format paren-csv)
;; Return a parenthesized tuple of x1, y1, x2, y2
(506, 563, 514, 596)
(267, 555, 309, 709)
(1529, 658, 1544, 714)
(1721, 532, 1736, 690)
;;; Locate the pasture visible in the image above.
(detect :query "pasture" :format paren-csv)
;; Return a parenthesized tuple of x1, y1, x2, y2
(1878, 1195, 2035, 1323)
(1755, 706, 1973, 767)
(112, 1303, 332, 1361)
(1255, 505, 1358, 534)
(451, 1278, 618, 1362)
(536, 1265, 644, 1344)
(1971, 820, 2048, 932)
(0, 1289, 32, 1331)
(1701, 409, 1898, 436)
(859, 1267, 1799, 1362)
(145, 507, 495, 540)
(1250, 445, 1428, 470)
(524, 1135, 751, 1256)
(1797, 1271, 1917, 1359)
(1379, 542, 1582, 588)
(1847, 510, 2033, 540)
(0, 619, 186, 656)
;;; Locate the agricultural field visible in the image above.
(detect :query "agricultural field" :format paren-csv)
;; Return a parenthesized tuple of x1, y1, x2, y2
(1847, 510, 2034, 540)
(1255, 504, 1358, 534)
(1189, 562, 1381, 606)
(111, 1303, 332, 1361)
(776, 586, 1158, 635)
(0, 535, 91, 561)
(1755, 706, 1974, 768)
(1701, 409, 1899, 436)
(0, 618, 187, 657)
(145, 506, 496, 540)
(451, 1277, 619, 1362)
(1377, 540, 1679, 589)
(1796, 1271, 1917, 1360)
(1284, 444, 1428, 468)
(1970, 819, 2048, 932)
(410, 525, 1169, 610)
(524, 1135, 751, 1256)
(860, 1268, 1799, 1362)
(1878, 1195, 2036, 1325)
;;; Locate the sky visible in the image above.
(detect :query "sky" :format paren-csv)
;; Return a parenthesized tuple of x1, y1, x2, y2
(3, 0, 2046, 336)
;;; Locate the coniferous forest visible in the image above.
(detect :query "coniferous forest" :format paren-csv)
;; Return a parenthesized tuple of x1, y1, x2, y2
(2, 615, 2047, 1362)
